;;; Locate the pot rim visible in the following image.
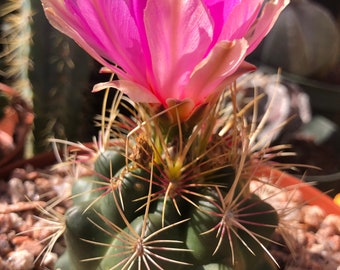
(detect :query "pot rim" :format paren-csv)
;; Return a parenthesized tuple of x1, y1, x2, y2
(255, 165, 340, 215)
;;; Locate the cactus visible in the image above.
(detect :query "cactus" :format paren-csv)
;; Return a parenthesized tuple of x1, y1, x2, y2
(0, 0, 97, 153)
(48, 86, 282, 270)
(29, 0, 95, 152)
(0, 0, 32, 102)
(0, 0, 34, 156)
(34, 1, 291, 269)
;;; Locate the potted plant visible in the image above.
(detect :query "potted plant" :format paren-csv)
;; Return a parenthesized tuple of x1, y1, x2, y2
(3, 0, 340, 269)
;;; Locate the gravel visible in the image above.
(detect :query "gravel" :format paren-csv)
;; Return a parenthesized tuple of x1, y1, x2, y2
(251, 180, 340, 269)
(0, 165, 72, 270)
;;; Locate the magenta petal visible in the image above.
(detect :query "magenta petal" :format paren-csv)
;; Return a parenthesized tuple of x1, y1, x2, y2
(218, 0, 263, 41)
(93, 80, 159, 104)
(187, 39, 249, 103)
(144, 0, 213, 101)
(42, 0, 287, 110)
(44, 0, 151, 85)
(42, 0, 126, 78)
(245, 0, 289, 54)
(66, 0, 149, 82)
(204, 0, 241, 43)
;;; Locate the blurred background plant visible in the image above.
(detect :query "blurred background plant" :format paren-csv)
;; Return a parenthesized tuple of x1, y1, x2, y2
(247, 0, 340, 195)
(1, 0, 110, 156)
(0, 0, 34, 166)
(249, 0, 340, 120)
(0, 0, 32, 102)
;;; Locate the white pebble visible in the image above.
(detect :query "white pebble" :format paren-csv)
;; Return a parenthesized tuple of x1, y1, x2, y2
(320, 214, 340, 233)
(8, 213, 24, 230)
(42, 252, 58, 268)
(8, 178, 26, 203)
(301, 205, 326, 229)
(8, 250, 34, 270)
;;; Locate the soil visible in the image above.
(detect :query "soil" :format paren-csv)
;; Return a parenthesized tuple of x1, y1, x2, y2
(0, 163, 339, 270)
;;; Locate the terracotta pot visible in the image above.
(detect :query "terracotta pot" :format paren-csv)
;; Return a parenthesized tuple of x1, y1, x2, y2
(0, 106, 19, 137)
(0, 142, 95, 179)
(0, 107, 19, 154)
(255, 165, 340, 215)
(0, 83, 34, 168)
(0, 150, 57, 179)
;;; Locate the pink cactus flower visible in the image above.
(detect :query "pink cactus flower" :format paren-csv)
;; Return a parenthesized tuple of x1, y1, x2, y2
(41, 0, 288, 118)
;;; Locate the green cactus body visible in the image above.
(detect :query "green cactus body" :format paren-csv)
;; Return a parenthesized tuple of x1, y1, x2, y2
(205, 166, 236, 186)
(72, 175, 105, 204)
(55, 147, 280, 270)
(63, 202, 113, 270)
(236, 195, 279, 270)
(98, 168, 151, 229)
(153, 196, 190, 225)
(185, 194, 231, 265)
(99, 213, 190, 270)
(72, 151, 126, 204)
(94, 150, 126, 178)
(62, 151, 154, 269)
(54, 250, 70, 270)
(237, 195, 279, 248)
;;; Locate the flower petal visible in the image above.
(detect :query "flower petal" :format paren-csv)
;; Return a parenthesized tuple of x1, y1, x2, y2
(43, 0, 150, 84)
(41, 0, 287, 111)
(204, 0, 240, 42)
(92, 80, 159, 104)
(41, 0, 121, 77)
(187, 39, 253, 103)
(245, 0, 290, 54)
(144, 0, 213, 102)
(218, 0, 263, 41)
